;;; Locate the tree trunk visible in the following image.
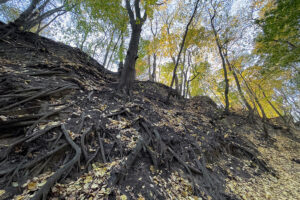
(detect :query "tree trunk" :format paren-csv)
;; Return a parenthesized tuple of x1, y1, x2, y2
(171, 56, 180, 93)
(167, 0, 200, 101)
(186, 80, 190, 98)
(103, 29, 115, 67)
(179, 49, 186, 95)
(152, 53, 157, 81)
(250, 97, 259, 116)
(258, 85, 286, 122)
(183, 71, 188, 98)
(92, 39, 104, 58)
(209, 13, 230, 114)
(80, 32, 88, 51)
(237, 70, 268, 120)
(224, 54, 253, 119)
(118, 0, 146, 96)
(174, 74, 179, 93)
(250, 88, 267, 120)
(118, 24, 142, 94)
(148, 55, 152, 81)
(107, 34, 121, 69)
(184, 51, 191, 98)
(218, 46, 229, 114)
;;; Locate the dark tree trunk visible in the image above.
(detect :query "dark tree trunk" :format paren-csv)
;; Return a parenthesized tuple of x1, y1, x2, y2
(209, 11, 230, 114)
(118, 0, 147, 96)
(248, 94, 260, 116)
(237, 69, 268, 121)
(118, 24, 142, 94)
(171, 56, 180, 93)
(107, 34, 121, 68)
(152, 53, 156, 81)
(217, 44, 229, 114)
(183, 51, 191, 98)
(118, 61, 123, 79)
(103, 29, 115, 67)
(123, 24, 142, 71)
(167, 0, 200, 101)
(148, 55, 152, 81)
(258, 85, 286, 122)
(174, 74, 179, 93)
(224, 54, 253, 119)
(179, 49, 186, 95)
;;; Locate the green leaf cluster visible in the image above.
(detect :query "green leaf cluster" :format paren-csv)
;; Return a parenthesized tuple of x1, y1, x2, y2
(255, 0, 300, 70)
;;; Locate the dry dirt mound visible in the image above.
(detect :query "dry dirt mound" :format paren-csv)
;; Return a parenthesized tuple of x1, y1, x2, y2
(0, 27, 298, 200)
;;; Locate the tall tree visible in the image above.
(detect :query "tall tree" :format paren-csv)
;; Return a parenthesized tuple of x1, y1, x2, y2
(158, 7, 181, 92)
(149, 18, 159, 81)
(167, 0, 201, 101)
(223, 50, 254, 119)
(118, 0, 148, 94)
(206, 0, 230, 114)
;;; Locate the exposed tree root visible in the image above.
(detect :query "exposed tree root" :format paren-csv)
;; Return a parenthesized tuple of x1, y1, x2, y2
(26, 124, 61, 143)
(0, 143, 68, 176)
(228, 141, 274, 175)
(108, 137, 148, 187)
(86, 147, 100, 168)
(168, 146, 202, 175)
(0, 85, 76, 112)
(80, 126, 93, 162)
(25, 103, 73, 135)
(0, 124, 61, 161)
(31, 124, 81, 200)
(0, 113, 44, 127)
(0, 89, 51, 111)
(97, 130, 107, 163)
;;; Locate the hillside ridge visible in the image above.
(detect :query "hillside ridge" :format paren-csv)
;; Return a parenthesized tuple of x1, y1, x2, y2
(0, 28, 299, 200)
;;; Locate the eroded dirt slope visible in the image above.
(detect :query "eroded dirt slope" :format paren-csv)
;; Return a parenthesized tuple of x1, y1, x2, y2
(0, 27, 299, 200)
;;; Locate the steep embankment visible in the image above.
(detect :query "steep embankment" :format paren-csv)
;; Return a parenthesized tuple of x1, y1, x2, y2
(0, 26, 299, 200)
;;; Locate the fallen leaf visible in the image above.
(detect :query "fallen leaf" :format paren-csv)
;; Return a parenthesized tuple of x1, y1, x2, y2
(28, 181, 37, 191)
(84, 176, 93, 183)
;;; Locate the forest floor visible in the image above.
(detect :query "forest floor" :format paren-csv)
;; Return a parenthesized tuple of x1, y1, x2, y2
(0, 26, 299, 200)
